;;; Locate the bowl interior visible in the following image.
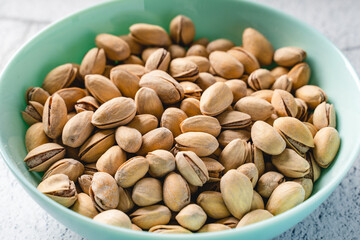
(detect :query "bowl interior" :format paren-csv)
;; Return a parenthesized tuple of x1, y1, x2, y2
(1, 0, 360, 239)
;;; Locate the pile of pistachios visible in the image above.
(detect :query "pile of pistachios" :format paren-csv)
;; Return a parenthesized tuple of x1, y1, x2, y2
(21, 15, 340, 233)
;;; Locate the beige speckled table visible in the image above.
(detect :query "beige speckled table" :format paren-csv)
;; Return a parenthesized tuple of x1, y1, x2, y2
(0, 0, 359, 239)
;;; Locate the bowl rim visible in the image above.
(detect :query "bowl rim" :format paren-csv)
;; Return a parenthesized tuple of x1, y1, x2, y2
(1, 0, 360, 238)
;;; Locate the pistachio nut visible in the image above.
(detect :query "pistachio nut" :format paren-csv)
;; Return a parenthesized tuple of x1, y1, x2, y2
(288, 62, 311, 90)
(271, 89, 298, 117)
(242, 28, 274, 65)
(272, 148, 310, 178)
(21, 101, 43, 126)
(175, 132, 219, 157)
(56, 87, 87, 112)
(273, 117, 314, 156)
(142, 47, 160, 62)
(201, 157, 225, 181)
(126, 114, 158, 135)
(93, 209, 132, 228)
(200, 82, 233, 116)
(295, 85, 327, 110)
(149, 225, 192, 234)
(237, 209, 273, 227)
(184, 56, 210, 73)
(180, 98, 202, 117)
(218, 129, 251, 148)
(115, 156, 149, 188)
(274, 47, 306, 67)
(248, 69, 275, 90)
(227, 47, 260, 74)
(139, 70, 184, 104)
(145, 48, 171, 72)
(25, 87, 50, 105)
(197, 191, 230, 219)
(170, 15, 195, 45)
(225, 80, 247, 103)
(220, 170, 253, 219)
(234, 96, 274, 121)
(293, 178, 313, 200)
(79, 129, 115, 163)
(237, 163, 259, 188)
(196, 72, 216, 91)
(42, 63, 77, 94)
(251, 190, 265, 210)
(85, 74, 122, 104)
(187, 44, 208, 58)
(306, 152, 322, 181)
(75, 96, 99, 113)
(132, 177, 163, 206)
(219, 139, 249, 172)
(129, 23, 171, 46)
(134, 87, 165, 121)
(180, 81, 202, 99)
(168, 44, 186, 59)
(43, 94, 67, 139)
(96, 145, 126, 176)
(180, 115, 221, 137)
(206, 38, 235, 53)
(117, 186, 134, 213)
(175, 204, 207, 231)
(209, 51, 244, 79)
(216, 110, 251, 129)
(62, 111, 94, 148)
(146, 150, 176, 178)
(215, 217, 239, 228)
(78, 174, 93, 195)
(137, 127, 174, 155)
(169, 58, 199, 81)
(112, 64, 146, 78)
(79, 48, 106, 77)
(160, 107, 187, 137)
(130, 205, 171, 230)
(91, 97, 136, 129)
(176, 151, 209, 187)
(95, 33, 130, 61)
(115, 126, 142, 153)
(251, 121, 286, 155)
(197, 224, 231, 233)
(25, 122, 50, 152)
(70, 192, 98, 218)
(43, 158, 84, 182)
(256, 171, 285, 198)
(294, 98, 308, 121)
(110, 68, 140, 99)
(24, 143, 65, 172)
(271, 74, 292, 92)
(266, 181, 305, 215)
(312, 102, 336, 130)
(90, 172, 119, 211)
(119, 34, 143, 55)
(163, 172, 191, 212)
(313, 127, 340, 168)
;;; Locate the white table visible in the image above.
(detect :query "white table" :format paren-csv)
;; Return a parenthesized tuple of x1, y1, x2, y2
(0, 0, 359, 239)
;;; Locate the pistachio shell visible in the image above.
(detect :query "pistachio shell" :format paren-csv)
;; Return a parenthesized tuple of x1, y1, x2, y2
(313, 127, 340, 168)
(96, 146, 126, 176)
(90, 172, 119, 211)
(43, 94, 68, 139)
(129, 23, 171, 46)
(206, 39, 235, 53)
(234, 96, 274, 121)
(185, 56, 210, 73)
(160, 108, 187, 137)
(219, 139, 248, 172)
(117, 186, 134, 213)
(95, 33, 130, 61)
(176, 151, 209, 187)
(135, 87, 164, 120)
(110, 68, 140, 99)
(197, 191, 231, 219)
(175, 132, 219, 157)
(42, 63, 77, 94)
(227, 47, 260, 74)
(237, 163, 259, 188)
(272, 148, 310, 178)
(187, 44, 208, 58)
(93, 209, 132, 228)
(43, 158, 84, 182)
(180, 115, 221, 137)
(270, 67, 289, 79)
(79, 48, 106, 77)
(288, 63, 311, 90)
(242, 28, 274, 65)
(176, 204, 207, 231)
(225, 80, 247, 103)
(200, 82, 233, 116)
(119, 34, 144, 55)
(180, 98, 202, 117)
(216, 110, 251, 129)
(149, 225, 192, 234)
(271, 89, 298, 117)
(170, 15, 196, 45)
(25, 122, 50, 152)
(251, 190, 265, 210)
(145, 48, 171, 72)
(56, 87, 87, 112)
(115, 126, 142, 153)
(24, 143, 65, 172)
(256, 171, 285, 198)
(112, 64, 146, 78)
(274, 47, 306, 67)
(75, 96, 99, 113)
(130, 205, 171, 230)
(132, 178, 163, 206)
(146, 150, 176, 178)
(218, 129, 251, 148)
(62, 111, 94, 148)
(70, 193, 98, 218)
(196, 72, 216, 91)
(169, 58, 199, 81)
(271, 74, 292, 92)
(25, 87, 50, 105)
(115, 156, 149, 188)
(168, 44, 186, 59)
(209, 51, 244, 79)
(85, 74, 122, 104)
(251, 121, 286, 155)
(312, 102, 336, 129)
(237, 209, 273, 227)
(136, 127, 174, 156)
(163, 172, 191, 212)
(248, 69, 275, 90)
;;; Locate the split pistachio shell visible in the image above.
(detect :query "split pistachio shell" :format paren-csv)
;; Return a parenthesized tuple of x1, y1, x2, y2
(21, 101, 43, 126)
(180, 115, 221, 137)
(110, 68, 140, 99)
(219, 139, 248, 172)
(62, 111, 94, 148)
(169, 58, 199, 81)
(79, 48, 106, 77)
(170, 15, 196, 45)
(85, 74, 122, 104)
(78, 174, 93, 195)
(71, 193, 98, 218)
(43, 158, 84, 182)
(24, 143, 65, 172)
(288, 62, 311, 90)
(91, 97, 136, 129)
(216, 110, 251, 129)
(160, 108, 187, 137)
(220, 170, 253, 219)
(295, 85, 327, 110)
(132, 178, 163, 206)
(25, 87, 50, 105)
(42, 63, 77, 94)
(56, 87, 87, 112)
(266, 181, 305, 215)
(115, 156, 149, 188)
(142, 48, 160, 62)
(137, 127, 174, 155)
(145, 48, 171, 72)
(90, 172, 119, 211)
(126, 114, 158, 135)
(197, 191, 231, 219)
(312, 102, 336, 129)
(313, 127, 340, 168)
(198, 224, 231, 233)
(96, 146, 126, 176)
(176, 151, 209, 187)
(234, 96, 274, 121)
(256, 171, 285, 198)
(129, 23, 171, 46)
(43, 94, 68, 139)
(146, 150, 176, 178)
(75, 96, 99, 113)
(95, 33, 130, 61)
(209, 51, 244, 79)
(115, 126, 142, 153)
(25, 122, 50, 152)
(237, 209, 273, 227)
(248, 69, 275, 90)
(176, 204, 207, 231)
(130, 205, 171, 230)
(200, 82, 233, 116)
(243, 28, 274, 66)
(180, 81, 202, 99)
(175, 132, 219, 157)
(93, 209, 132, 228)
(272, 148, 310, 178)
(274, 47, 306, 67)
(271, 74, 292, 92)
(201, 157, 225, 181)
(271, 89, 298, 117)
(37, 174, 77, 207)
(251, 121, 286, 155)
(163, 172, 191, 212)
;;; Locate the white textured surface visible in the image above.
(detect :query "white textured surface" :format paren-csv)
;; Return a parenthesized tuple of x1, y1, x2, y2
(0, 0, 359, 239)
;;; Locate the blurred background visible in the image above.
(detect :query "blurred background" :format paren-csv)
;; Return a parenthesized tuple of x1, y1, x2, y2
(0, 0, 359, 239)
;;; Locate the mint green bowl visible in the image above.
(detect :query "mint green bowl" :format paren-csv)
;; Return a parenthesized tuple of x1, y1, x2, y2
(1, 0, 359, 239)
